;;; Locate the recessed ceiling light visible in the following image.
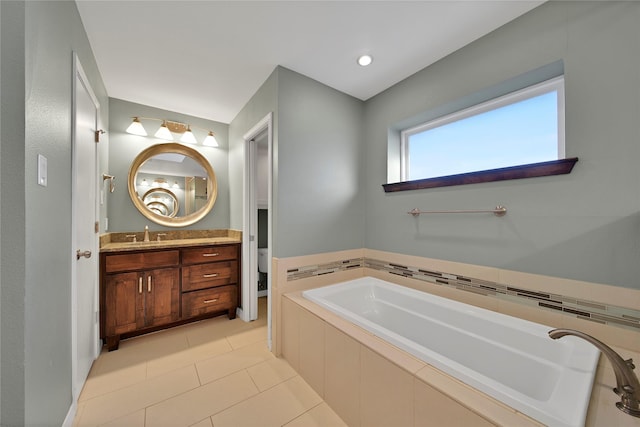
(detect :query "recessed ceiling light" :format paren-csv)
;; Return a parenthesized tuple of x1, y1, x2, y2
(357, 54, 373, 67)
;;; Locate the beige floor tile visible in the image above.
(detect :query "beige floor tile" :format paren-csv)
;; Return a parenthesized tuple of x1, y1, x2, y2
(246, 357, 298, 392)
(117, 329, 190, 360)
(284, 403, 348, 427)
(189, 418, 213, 427)
(185, 316, 250, 347)
(145, 370, 259, 427)
(98, 409, 145, 427)
(196, 340, 273, 385)
(79, 362, 147, 401)
(146, 338, 233, 378)
(77, 365, 200, 426)
(226, 325, 269, 349)
(210, 376, 322, 427)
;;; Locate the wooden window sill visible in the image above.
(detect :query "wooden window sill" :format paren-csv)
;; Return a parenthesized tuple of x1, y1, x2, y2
(382, 158, 578, 193)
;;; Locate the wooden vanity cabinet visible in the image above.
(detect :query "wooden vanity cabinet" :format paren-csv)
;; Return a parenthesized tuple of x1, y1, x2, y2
(102, 250, 180, 350)
(100, 243, 241, 351)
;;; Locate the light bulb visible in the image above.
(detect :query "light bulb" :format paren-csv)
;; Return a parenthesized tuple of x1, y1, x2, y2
(357, 55, 373, 67)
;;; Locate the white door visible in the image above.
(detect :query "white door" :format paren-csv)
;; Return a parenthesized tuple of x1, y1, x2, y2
(72, 54, 100, 399)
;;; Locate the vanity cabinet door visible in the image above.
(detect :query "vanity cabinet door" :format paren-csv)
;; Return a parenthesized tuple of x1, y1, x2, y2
(144, 267, 180, 327)
(104, 271, 144, 338)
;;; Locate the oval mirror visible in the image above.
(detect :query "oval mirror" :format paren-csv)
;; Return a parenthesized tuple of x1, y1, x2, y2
(127, 142, 217, 227)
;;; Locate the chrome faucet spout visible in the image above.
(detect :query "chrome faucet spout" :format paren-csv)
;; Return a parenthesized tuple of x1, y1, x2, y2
(143, 225, 150, 242)
(549, 328, 640, 418)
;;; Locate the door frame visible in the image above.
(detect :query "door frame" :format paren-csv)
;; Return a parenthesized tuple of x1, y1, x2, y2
(241, 113, 273, 347)
(71, 52, 101, 401)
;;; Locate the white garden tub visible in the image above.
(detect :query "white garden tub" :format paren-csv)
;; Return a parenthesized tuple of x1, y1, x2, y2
(303, 276, 599, 427)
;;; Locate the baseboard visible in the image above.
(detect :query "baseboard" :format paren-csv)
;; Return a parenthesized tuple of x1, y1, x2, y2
(62, 401, 77, 427)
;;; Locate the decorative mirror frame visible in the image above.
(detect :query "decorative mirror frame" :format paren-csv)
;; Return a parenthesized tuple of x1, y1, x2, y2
(128, 142, 218, 227)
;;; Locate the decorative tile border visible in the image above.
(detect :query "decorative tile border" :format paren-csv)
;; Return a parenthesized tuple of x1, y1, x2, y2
(286, 258, 363, 281)
(286, 256, 640, 332)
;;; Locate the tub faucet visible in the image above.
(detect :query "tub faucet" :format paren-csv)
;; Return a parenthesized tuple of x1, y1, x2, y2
(143, 225, 150, 242)
(549, 328, 640, 418)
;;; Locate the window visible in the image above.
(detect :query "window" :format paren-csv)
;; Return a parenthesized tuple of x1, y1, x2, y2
(400, 76, 565, 182)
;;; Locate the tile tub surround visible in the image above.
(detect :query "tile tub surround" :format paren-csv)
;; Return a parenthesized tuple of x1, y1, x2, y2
(272, 249, 640, 353)
(99, 229, 242, 252)
(282, 291, 640, 427)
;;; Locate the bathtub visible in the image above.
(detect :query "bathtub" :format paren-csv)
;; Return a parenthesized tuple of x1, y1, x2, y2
(302, 276, 600, 427)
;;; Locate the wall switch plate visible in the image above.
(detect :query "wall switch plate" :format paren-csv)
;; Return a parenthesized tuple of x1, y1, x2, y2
(37, 154, 48, 187)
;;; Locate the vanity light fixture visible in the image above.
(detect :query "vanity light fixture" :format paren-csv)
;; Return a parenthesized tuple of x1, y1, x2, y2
(125, 116, 218, 147)
(202, 131, 219, 147)
(154, 121, 174, 140)
(126, 117, 147, 136)
(357, 54, 373, 67)
(180, 125, 197, 144)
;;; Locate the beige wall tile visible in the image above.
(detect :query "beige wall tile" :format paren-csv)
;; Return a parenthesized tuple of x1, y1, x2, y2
(361, 347, 414, 427)
(145, 370, 259, 427)
(560, 315, 640, 353)
(284, 403, 348, 427)
(210, 376, 322, 427)
(281, 296, 301, 370)
(195, 340, 273, 385)
(415, 365, 542, 427)
(414, 378, 495, 427)
(496, 299, 564, 329)
(299, 308, 326, 397)
(324, 324, 361, 427)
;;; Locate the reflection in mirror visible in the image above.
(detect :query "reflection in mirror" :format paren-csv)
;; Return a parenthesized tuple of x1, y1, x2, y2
(128, 143, 217, 227)
(141, 187, 179, 217)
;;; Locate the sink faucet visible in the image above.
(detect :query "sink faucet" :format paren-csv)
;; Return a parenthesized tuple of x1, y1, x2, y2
(549, 328, 640, 417)
(143, 225, 150, 242)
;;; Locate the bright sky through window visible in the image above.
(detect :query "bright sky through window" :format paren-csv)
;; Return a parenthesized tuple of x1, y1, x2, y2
(405, 89, 560, 181)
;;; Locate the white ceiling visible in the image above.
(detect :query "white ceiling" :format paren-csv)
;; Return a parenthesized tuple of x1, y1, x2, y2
(76, 1, 544, 124)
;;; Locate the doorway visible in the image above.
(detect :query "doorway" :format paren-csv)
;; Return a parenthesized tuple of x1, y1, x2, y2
(242, 113, 273, 348)
(71, 53, 100, 401)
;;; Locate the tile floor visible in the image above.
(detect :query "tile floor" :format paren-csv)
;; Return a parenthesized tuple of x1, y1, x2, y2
(73, 298, 347, 427)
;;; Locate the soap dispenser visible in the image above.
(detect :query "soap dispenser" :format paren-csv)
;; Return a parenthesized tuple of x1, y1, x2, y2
(143, 225, 150, 242)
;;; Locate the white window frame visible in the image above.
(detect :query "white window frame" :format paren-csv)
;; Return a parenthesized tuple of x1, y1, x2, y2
(400, 76, 565, 182)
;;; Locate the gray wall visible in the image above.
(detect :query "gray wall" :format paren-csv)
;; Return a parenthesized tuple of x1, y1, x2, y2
(229, 67, 365, 258)
(108, 98, 230, 232)
(228, 69, 278, 234)
(1, 1, 109, 425)
(364, 1, 640, 289)
(275, 67, 365, 257)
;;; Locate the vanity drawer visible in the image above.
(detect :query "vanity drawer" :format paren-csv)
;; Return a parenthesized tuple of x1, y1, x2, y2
(181, 245, 238, 265)
(104, 250, 179, 273)
(182, 261, 238, 292)
(182, 286, 237, 318)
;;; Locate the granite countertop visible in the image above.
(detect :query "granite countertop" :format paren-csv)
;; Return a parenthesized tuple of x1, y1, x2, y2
(99, 229, 242, 253)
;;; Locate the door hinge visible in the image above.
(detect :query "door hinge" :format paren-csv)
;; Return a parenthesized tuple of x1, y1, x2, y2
(94, 129, 105, 143)
(95, 221, 99, 233)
